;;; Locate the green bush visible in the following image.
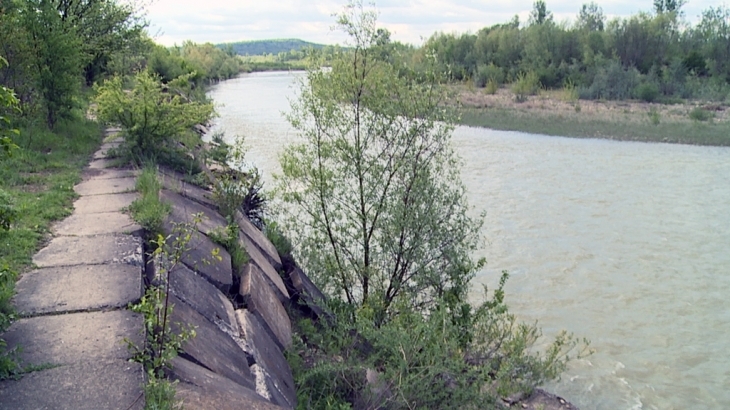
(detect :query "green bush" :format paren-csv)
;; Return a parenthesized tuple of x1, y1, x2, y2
(581, 60, 640, 100)
(0, 189, 16, 231)
(474, 63, 504, 88)
(647, 108, 661, 125)
(485, 79, 498, 95)
(688, 107, 714, 122)
(512, 72, 541, 102)
(635, 82, 660, 102)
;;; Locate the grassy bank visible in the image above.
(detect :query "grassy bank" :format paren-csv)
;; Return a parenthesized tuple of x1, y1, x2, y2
(1, 116, 102, 376)
(455, 87, 730, 147)
(240, 55, 307, 72)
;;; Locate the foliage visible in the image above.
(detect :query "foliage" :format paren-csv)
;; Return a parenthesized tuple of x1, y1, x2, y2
(129, 167, 170, 234)
(474, 63, 504, 88)
(635, 82, 660, 102)
(0, 190, 17, 232)
(581, 60, 640, 100)
(93, 71, 215, 161)
(688, 106, 714, 122)
(209, 220, 249, 272)
(648, 107, 661, 125)
(289, 272, 589, 409)
(144, 376, 183, 410)
(220, 38, 327, 56)
(0, 57, 20, 157)
(512, 72, 541, 102)
(485, 79, 499, 95)
(278, 1, 483, 325)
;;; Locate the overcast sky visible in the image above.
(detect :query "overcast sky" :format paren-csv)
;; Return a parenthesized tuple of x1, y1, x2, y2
(145, 0, 716, 47)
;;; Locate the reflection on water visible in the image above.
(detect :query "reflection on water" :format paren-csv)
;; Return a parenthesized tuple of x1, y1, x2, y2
(208, 71, 730, 410)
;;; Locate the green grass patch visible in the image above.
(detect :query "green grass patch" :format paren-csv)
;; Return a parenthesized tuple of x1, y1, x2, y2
(458, 107, 730, 146)
(128, 167, 170, 235)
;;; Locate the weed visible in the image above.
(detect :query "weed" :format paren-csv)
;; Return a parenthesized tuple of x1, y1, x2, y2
(129, 167, 170, 234)
(209, 220, 249, 272)
(648, 108, 661, 125)
(512, 72, 541, 103)
(485, 79, 498, 95)
(562, 80, 579, 102)
(144, 375, 183, 410)
(689, 107, 714, 122)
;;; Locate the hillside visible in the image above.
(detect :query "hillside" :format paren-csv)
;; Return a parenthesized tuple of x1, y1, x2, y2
(219, 38, 326, 56)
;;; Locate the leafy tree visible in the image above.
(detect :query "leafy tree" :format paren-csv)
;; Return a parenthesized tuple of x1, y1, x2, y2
(278, 1, 483, 325)
(93, 71, 215, 160)
(529, 0, 553, 25)
(654, 0, 686, 14)
(0, 57, 20, 157)
(577, 2, 606, 32)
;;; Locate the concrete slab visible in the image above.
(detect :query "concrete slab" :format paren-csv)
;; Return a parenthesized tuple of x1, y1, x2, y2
(288, 266, 331, 322)
(33, 234, 143, 268)
(239, 264, 292, 350)
(159, 170, 217, 209)
(0, 359, 144, 410)
(92, 142, 121, 159)
(87, 158, 115, 169)
(162, 222, 232, 292)
(83, 167, 138, 180)
(235, 211, 282, 270)
(169, 295, 255, 390)
(72, 192, 138, 214)
(169, 264, 238, 333)
(74, 176, 136, 196)
(1, 310, 143, 366)
(238, 233, 289, 304)
(169, 357, 284, 410)
(162, 189, 228, 236)
(237, 310, 296, 408)
(54, 211, 141, 236)
(14, 264, 142, 316)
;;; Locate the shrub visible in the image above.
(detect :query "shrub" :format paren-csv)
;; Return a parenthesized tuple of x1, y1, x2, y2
(647, 108, 661, 125)
(562, 80, 579, 102)
(485, 79, 498, 95)
(635, 82, 660, 102)
(474, 63, 504, 88)
(581, 60, 640, 100)
(688, 107, 714, 122)
(0, 190, 16, 232)
(512, 72, 541, 102)
(213, 168, 266, 228)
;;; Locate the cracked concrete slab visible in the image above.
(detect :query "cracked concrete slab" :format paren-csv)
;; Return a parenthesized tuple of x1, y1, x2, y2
(0, 359, 144, 410)
(71, 192, 138, 214)
(33, 234, 142, 268)
(53, 211, 141, 236)
(83, 167, 139, 180)
(1, 310, 143, 367)
(74, 177, 136, 196)
(14, 264, 142, 316)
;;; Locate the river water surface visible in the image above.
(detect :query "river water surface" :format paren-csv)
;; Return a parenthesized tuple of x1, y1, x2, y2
(207, 71, 730, 410)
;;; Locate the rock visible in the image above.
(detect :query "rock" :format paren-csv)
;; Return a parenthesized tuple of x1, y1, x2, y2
(162, 221, 233, 293)
(158, 170, 217, 209)
(288, 266, 330, 321)
(169, 295, 255, 390)
(235, 211, 282, 270)
(169, 357, 285, 410)
(239, 263, 292, 350)
(238, 232, 289, 304)
(237, 310, 296, 408)
(161, 189, 228, 236)
(14, 264, 142, 316)
(168, 263, 238, 334)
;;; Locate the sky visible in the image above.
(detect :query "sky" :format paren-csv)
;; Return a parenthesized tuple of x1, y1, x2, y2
(144, 0, 717, 47)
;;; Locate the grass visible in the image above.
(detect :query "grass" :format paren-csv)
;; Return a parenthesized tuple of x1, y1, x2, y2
(458, 106, 730, 146)
(128, 166, 170, 235)
(0, 114, 102, 378)
(239, 55, 307, 72)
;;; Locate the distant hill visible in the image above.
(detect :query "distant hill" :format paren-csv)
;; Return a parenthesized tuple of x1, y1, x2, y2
(218, 39, 327, 56)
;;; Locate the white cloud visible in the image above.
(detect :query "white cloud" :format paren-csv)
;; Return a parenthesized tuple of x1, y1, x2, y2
(144, 0, 717, 46)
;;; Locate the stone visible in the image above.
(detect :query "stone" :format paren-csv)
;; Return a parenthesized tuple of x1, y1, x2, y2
(237, 310, 296, 408)
(74, 176, 136, 196)
(0, 359, 144, 410)
(82, 167, 139, 180)
(33, 234, 142, 268)
(239, 263, 292, 350)
(14, 264, 142, 316)
(169, 264, 238, 334)
(169, 295, 255, 390)
(162, 221, 232, 292)
(87, 158, 115, 169)
(161, 189, 228, 236)
(235, 210, 282, 270)
(1, 310, 143, 366)
(169, 357, 284, 410)
(238, 232, 289, 303)
(159, 170, 217, 209)
(54, 211, 141, 236)
(72, 192, 138, 214)
(288, 266, 329, 321)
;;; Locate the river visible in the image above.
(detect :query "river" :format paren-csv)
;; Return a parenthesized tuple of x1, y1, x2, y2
(207, 71, 730, 410)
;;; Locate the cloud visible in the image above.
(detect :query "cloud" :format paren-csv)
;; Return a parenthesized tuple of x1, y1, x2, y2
(144, 0, 717, 46)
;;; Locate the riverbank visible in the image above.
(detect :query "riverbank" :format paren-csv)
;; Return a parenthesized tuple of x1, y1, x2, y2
(454, 86, 730, 146)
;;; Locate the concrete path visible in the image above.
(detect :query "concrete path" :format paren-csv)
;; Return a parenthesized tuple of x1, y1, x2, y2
(0, 136, 146, 410)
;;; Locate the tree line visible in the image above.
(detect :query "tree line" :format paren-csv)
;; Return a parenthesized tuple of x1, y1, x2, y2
(402, 1, 730, 102)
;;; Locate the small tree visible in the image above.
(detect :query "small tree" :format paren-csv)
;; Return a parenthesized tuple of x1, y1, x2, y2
(93, 71, 214, 160)
(277, 1, 483, 325)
